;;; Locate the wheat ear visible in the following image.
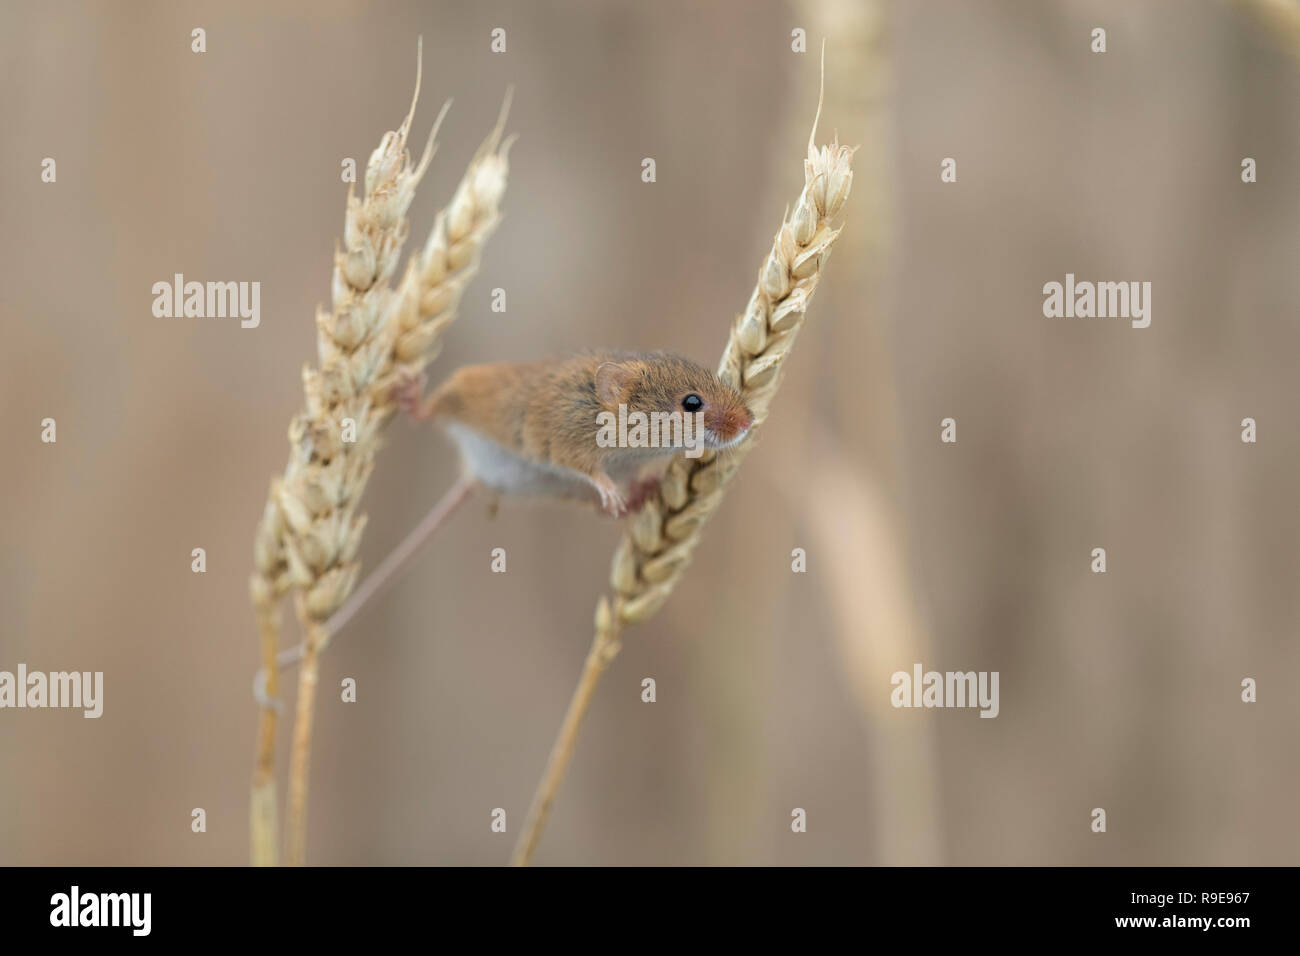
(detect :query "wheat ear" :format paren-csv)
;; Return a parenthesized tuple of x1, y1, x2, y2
(250, 42, 512, 865)
(281, 53, 441, 866)
(253, 93, 514, 686)
(376, 90, 513, 405)
(511, 59, 854, 866)
(282, 106, 511, 865)
(250, 54, 439, 865)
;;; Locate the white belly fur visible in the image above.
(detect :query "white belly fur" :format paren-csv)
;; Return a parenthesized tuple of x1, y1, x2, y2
(444, 422, 599, 503)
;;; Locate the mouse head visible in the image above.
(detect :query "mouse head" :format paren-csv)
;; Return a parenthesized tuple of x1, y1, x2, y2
(595, 352, 754, 450)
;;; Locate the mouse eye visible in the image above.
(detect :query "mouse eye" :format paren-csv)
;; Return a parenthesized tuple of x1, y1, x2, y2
(681, 393, 704, 413)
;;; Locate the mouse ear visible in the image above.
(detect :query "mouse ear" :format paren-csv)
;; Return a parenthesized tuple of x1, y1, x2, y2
(594, 361, 635, 407)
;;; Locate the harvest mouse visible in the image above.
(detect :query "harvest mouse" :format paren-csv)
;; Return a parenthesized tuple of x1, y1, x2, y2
(396, 350, 754, 516)
(253, 350, 753, 701)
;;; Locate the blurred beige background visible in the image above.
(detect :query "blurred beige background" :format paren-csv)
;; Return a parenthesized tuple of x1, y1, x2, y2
(2, 0, 1298, 865)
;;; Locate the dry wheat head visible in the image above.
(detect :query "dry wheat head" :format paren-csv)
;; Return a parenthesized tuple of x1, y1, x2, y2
(606, 115, 855, 629)
(261, 85, 438, 623)
(251, 77, 511, 625)
(377, 99, 513, 402)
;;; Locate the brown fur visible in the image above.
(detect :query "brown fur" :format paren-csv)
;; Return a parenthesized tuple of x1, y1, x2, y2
(428, 351, 752, 477)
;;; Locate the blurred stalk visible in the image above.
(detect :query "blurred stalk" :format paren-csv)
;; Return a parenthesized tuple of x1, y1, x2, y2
(1235, 0, 1300, 54)
(250, 583, 281, 866)
(768, 428, 945, 863)
(797, 0, 943, 862)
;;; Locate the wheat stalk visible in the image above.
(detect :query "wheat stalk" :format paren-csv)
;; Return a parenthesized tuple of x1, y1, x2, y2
(510, 61, 854, 865)
(249, 41, 512, 865)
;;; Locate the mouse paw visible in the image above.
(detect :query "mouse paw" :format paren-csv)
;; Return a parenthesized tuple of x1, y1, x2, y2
(591, 473, 628, 518)
(390, 367, 430, 420)
(600, 487, 628, 518)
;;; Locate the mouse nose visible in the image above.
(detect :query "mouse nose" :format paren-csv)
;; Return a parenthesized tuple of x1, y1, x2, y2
(710, 406, 754, 439)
